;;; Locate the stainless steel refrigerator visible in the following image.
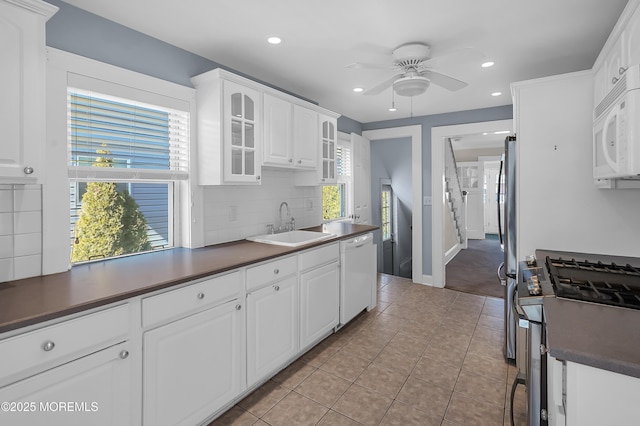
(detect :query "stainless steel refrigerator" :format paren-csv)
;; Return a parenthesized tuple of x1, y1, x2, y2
(498, 135, 517, 360)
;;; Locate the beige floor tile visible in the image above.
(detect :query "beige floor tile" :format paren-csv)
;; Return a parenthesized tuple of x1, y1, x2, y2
(300, 336, 345, 368)
(261, 391, 328, 426)
(333, 383, 393, 426)
(395, 376, 452, 418)
(478, 313, 505, 331)
(355, 363, 408, 399)
(422, 342, 466, 368)
(482, 303, 504, 319)
(467, 334, 504, 360)
(411, 356, 461, 392)
(462, 351, 509, 382)
(295, 369, 352, 407)
(445, 392, 504, 426)
(454, 369, 506, 407)
(271, 359, 317, 389)
(339, 339, 386, 362)
(237, 380, 290, 417)
(207, 405, 258, 426)
(317, 410, 365, 426)
(319, 349, 371, 381)
(372, 345, 419, 376)
(386, 332, 428, 358)
(379, 400, 442, 426)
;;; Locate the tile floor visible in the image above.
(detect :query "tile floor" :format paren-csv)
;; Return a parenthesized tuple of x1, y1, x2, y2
(210, 273, 527, 426)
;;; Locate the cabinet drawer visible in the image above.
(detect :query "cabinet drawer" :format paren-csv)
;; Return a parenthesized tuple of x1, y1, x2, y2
(0, 304, 129, 383)
(142, 271, 241, 328)
(246, 255, 297, 291)
(299, 243, 339, 271)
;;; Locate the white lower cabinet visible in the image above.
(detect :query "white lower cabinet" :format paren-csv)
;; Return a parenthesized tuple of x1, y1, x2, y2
(143, 299, 244, 426)
(0, 341, 132, 426)
(246, 275, 298, 387)
(299, 261, 339, 350)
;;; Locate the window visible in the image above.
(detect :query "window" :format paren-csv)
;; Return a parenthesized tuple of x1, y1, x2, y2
(68, 88, 189, 263)
(381, 187, 391, 241)
(322, 139, 352, 221)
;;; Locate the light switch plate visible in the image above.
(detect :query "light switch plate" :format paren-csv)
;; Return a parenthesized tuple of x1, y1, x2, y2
(423, 196, 432, 206)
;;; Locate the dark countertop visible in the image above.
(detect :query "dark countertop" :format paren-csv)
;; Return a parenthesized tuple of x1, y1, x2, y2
(544, 297, 640, 378)
(0, 223, 377, 334)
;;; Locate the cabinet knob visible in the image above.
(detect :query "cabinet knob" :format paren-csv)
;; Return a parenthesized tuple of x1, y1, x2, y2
(288, 158, 293, 163)
(197, 292, 205, 300)
(612, 76, 619, 85)
(42, 341, 55, 352)
(119, 350, 129, 359)
(23, 166, 34, 175)
(274, 268, 279, 275)
(235, 304, 242, 311)
(297, 160, 302, 164)
(274, 285, 280, 291)
(256, 176, 261, 181)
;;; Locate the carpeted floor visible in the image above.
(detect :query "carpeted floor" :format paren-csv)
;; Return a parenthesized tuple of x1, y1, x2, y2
(445, 237, 504, 299)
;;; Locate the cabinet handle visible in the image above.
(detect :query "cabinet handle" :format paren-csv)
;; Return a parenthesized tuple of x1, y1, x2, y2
(42, 340, 55, 352)
(297, 160, 302, 164)
(235, 304, 242, 311)
(23, 166, 34, 175)
(274, 285, 280, 291)
(197, 292, 205, 300)
(612, 76, 619, 84)
(119, 350, 129, 359)
(274, 268, 279, 275)
(288, 158, 293, 163)
(619, 66, 628, 75)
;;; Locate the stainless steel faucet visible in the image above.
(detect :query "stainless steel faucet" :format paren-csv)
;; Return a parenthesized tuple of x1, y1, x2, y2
(279, 201, 291, 232)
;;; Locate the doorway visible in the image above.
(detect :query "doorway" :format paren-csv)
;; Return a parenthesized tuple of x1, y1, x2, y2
(431, 120, 512, 291)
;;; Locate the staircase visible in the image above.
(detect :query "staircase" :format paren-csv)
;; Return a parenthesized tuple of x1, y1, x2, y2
(444, 138, 466, 246)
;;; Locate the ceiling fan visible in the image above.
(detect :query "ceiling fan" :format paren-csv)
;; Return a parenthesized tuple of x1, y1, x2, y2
(347, 42, 470, 97)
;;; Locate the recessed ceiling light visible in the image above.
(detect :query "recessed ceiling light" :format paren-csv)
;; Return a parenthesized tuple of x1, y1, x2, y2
(482, 132, 489, 136)
(267, 36, 282, 45)
(482, 61, 495, 68)
(491, 91, 502, 97)
(494, 130, 510, 134)
(353, 87, 364, 93)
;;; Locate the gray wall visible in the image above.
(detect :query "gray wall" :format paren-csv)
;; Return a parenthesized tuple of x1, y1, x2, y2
(370, 137, 412, 275)
(363, 105, 513, 276)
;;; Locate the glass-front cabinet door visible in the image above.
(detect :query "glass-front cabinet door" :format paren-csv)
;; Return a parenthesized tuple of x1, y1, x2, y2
(224, 80, 261, 183)
(320, 115, 337, 183)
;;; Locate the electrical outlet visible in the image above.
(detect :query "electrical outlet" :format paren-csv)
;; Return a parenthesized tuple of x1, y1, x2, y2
(228, 205, 237, 221)
(306, 199, 313, 210)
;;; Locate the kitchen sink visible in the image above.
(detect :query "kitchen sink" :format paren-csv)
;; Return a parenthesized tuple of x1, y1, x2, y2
(246, 230, 336, 247)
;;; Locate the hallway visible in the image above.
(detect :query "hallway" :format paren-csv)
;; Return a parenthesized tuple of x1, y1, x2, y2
(445, 237, 504, 299)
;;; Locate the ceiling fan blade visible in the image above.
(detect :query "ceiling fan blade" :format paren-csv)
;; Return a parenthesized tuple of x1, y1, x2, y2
(345, 62, 395, 70)
(363, 74, 404, 96)
(427, 70, 468, 91)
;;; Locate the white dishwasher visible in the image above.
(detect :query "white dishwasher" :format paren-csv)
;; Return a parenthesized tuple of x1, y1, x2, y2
(339, 232, 376, 325)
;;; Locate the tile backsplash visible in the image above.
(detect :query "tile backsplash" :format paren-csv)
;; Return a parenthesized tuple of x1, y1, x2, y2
(0, 185, 43, 282)
(202, 169, 322, 246)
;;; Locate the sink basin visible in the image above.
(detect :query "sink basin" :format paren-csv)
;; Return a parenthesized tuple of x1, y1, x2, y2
(246, 230, 336, 247)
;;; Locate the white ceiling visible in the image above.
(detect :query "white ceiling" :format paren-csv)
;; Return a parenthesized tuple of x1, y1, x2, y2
(62, 0, 628, 123)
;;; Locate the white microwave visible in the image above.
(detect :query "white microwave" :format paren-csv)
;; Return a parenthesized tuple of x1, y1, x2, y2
(593, 64, 640, 179)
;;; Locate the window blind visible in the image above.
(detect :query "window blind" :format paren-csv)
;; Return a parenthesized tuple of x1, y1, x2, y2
(68, 88, 189, 180)
(337, 145, 352, 177)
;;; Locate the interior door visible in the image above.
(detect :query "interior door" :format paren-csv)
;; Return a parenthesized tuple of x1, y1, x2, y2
(352, 133, 371, 224)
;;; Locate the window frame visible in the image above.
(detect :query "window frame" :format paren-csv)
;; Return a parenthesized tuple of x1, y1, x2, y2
(321, 134, 353, 222)
(45, 48, 200, 274)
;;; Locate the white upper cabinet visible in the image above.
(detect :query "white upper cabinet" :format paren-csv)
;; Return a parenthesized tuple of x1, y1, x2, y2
(0, 0, 57, 183)
(319, 114, 338, 184)
(191, 70, 262, 185)
(192, 68, 338, 184)
(293, 104, 318, 168)
(593, 1, 640, 107)
(263, 95, 318, 169)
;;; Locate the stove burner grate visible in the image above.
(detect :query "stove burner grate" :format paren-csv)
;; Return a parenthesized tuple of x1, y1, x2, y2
(546, 256, 640, 309)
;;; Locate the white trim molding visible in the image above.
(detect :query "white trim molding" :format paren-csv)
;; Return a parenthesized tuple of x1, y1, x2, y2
(362, 125, 424, 284)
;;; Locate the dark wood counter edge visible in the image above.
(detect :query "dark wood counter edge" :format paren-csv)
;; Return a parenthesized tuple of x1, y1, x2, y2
(544, 297, 640, 379)
(0, 224, 377, 334)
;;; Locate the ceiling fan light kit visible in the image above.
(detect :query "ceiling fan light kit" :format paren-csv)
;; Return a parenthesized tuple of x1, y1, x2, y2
(393, 75, 430, 97)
